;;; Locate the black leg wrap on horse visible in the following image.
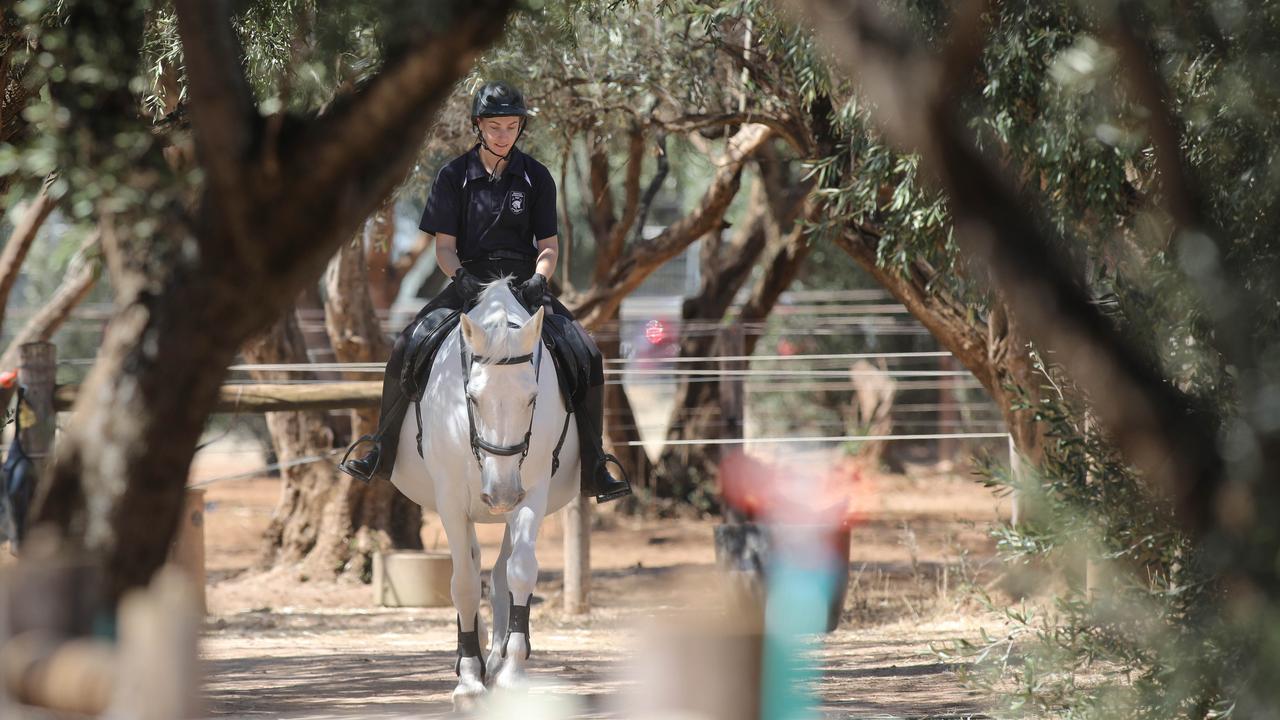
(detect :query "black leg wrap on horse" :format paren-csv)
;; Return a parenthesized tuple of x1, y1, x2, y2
(455, 614, 485, 681)
(502, 592, 532, 660)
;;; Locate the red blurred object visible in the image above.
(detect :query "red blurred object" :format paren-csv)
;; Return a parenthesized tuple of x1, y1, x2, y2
(718, 451, 871, 528)
(0, 370, 17, 389)
(777, 339, 797, 356)
(643, 319, 667, 345)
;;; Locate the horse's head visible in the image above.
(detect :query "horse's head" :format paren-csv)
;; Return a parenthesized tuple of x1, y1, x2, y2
(458, 296, 546, 514)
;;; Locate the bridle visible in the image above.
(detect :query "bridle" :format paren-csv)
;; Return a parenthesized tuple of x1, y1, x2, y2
(460, 321, 543, 472)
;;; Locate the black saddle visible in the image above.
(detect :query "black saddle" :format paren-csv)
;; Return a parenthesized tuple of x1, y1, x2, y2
(401, 305, 595, 411)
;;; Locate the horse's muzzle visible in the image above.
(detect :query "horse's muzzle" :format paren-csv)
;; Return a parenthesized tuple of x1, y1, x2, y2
(481, 489, 526, 514)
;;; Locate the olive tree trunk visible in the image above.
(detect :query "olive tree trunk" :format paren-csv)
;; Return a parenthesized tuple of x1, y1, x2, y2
(30, 0, 514, 604)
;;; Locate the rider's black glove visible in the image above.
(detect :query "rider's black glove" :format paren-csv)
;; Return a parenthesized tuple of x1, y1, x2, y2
(453, 268, 483, 302)
(517, 272, 548, 308)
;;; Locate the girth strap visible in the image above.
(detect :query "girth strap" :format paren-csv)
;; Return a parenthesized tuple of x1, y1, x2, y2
(551, 406, 573, 476)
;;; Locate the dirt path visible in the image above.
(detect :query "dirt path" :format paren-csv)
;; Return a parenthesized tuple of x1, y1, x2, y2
(197, 455, 1008, 718)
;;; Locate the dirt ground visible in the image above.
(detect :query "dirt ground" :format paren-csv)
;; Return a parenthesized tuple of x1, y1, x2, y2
(195, 448, 1012, 719)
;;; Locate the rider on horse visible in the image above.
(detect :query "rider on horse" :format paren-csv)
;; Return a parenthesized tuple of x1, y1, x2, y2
(340, 81, 632, 504)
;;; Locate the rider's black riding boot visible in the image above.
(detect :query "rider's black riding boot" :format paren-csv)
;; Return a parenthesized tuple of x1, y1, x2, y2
(339, 334, 411, 483)
(576, 383, 632, 503)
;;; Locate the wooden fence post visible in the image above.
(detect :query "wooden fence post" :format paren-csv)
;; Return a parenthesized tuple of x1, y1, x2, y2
(18, 342, 56, 472)
(1008, 433, 1021, 527)
(562, 492, 590, 615)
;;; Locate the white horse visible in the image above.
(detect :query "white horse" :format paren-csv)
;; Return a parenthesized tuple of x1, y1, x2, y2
(389, 279, 579, 709)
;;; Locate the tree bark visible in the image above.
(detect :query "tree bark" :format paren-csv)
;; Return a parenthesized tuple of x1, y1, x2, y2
(360, 198, 399, 308)
(0, 19, 37, 200)
(322, 232, 423, 572)
(31, 0, 514, 603)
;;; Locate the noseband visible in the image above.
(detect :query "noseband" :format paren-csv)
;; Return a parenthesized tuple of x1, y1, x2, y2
(460, 321, 543, 471)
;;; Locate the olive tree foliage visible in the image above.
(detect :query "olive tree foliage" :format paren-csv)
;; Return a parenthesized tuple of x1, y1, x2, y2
(776, 0, 1280, 715)
(481, 1, 807, 327)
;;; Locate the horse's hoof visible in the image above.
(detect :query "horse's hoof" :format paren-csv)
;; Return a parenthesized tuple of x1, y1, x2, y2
(493, 663, 528, 691)
(453, 656, 487, 711)
(451, 682, 487, 712)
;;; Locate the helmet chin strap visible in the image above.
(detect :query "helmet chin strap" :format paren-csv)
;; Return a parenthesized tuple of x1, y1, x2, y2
(474, 117, 527, 182)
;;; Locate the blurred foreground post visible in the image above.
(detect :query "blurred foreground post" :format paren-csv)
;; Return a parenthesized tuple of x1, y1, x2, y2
(169, 488, 206, 615)
(0, 556, 199, 718)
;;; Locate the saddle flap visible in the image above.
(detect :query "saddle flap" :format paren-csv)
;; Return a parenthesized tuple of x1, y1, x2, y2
(542, 313, 594, 409)
(401, 308, 463, 401)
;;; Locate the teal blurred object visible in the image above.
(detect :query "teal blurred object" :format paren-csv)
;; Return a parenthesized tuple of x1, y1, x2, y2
(760, 525, 842, 720)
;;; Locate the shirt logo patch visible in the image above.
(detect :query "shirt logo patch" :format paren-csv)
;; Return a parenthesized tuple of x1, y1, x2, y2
(509, 191, 526, 215)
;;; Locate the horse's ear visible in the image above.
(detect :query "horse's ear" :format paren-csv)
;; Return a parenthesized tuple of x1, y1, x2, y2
(517, 307, 545, 353)
(459, 312, 485, 354)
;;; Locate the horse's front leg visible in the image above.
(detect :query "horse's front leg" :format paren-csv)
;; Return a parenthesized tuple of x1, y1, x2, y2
(441, 516, 486, 710)
(485, 526, 513, 680)
(494, 501, 546, 690)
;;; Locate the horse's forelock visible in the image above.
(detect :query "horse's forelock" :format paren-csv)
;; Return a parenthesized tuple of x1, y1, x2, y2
(476, 276, 516, 308)
(471, 276, 526, 359)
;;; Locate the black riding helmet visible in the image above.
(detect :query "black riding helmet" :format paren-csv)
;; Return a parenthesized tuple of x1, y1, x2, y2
(471, 81, 529, 181)
(471, 81, 528, 119)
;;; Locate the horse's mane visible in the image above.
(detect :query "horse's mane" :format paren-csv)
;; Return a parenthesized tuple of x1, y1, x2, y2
(470, 276, 529, 358)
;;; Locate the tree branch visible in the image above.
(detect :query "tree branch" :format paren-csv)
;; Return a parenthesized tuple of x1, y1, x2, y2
(588, 127, 618, 280)
(655, 112, 807, 155)
(569, 123, 773, 329)
(273, 0, 516, 268)
(171, 0, 258, 219)
(630, 133, 669, 246)
(832, 226, 993, 393)
(603, 124, 647, 271)
(0, 175, 57, 338)
(0, 232, 100, 373)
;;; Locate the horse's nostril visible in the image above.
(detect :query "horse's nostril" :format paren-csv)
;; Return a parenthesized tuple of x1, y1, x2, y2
(480, 493, 493, 507)
(515, 490, 526, 505)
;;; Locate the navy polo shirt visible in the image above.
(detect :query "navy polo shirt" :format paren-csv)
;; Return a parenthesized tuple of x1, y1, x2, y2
(418, 144, 558, 261)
